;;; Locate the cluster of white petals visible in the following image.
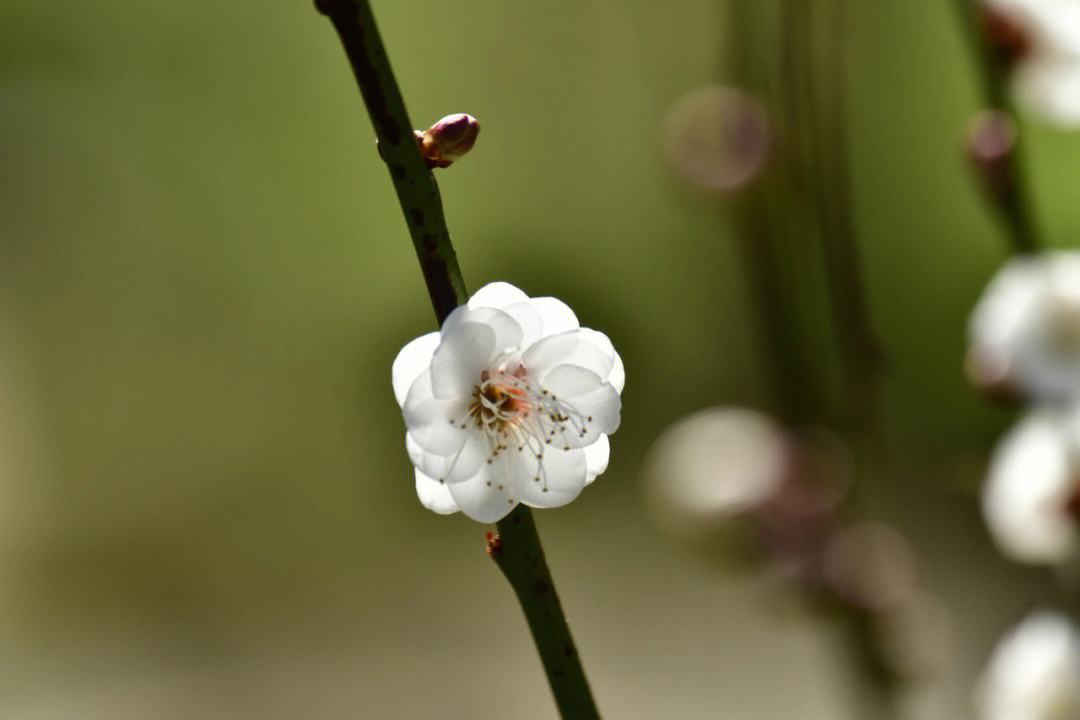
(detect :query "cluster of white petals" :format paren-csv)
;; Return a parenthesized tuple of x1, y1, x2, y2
(392, 282, 623, 523)
(976, 611, 1080, 720)
(969, 252, 1080, 402)
(984, 0, 1080, 127)
(982, 409, 1080, 563)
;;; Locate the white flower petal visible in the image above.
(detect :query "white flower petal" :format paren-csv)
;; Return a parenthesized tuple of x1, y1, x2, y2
(982, 410, 1080, 564)
(523, 329, 615, 382)
(976, 611, 1080, 720)
(516, 445, 588, 509)
(443, 306, 525, 358)
(406, 432, 486, 485)
(544, 364, 621, 431)
(1015, 59, 1080, 128)
(609, 351, 626, 396)
(415, 469, 460, 515)
(430, 321, 497, 399)
(392, 331, 441, 408)
(446, 459, 520, 523)
(576, 328, 626, 394)
(403, 369, 471, 456)
(537, 365, 620, 448)
(583, 434, 610, 484)
(502, 301, 545, 348)
(529, 296, 580, 336)
(969, 252, 1080, 401)
(467, 281, 530, 310)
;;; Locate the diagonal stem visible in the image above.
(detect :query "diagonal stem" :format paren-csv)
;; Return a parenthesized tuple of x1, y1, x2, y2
(315, 0, 467, 324)
(315, 2, 601, 717)
(491, 507, 601, 719)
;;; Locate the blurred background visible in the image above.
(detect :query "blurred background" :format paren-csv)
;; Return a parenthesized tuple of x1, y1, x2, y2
(2, 1, 1078, 717)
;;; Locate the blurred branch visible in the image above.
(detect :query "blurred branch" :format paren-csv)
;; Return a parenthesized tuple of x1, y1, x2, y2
(951, 0, 1040, 254)
(315, 2, 600, 717)
(797, 3, 901, 717)
(808, 0, 887, 424)
(729, 1, 902, 716)
(728, 0, 820, 425)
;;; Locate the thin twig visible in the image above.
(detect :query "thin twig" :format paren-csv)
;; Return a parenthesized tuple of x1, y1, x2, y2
(316, 0, 466, 323)
(728, 0, 820, 426)
(315, 2, 601, 717)
(490, 508, 601, 719)
(808, 0, 886, 424)
(951, 0, 1040, 254)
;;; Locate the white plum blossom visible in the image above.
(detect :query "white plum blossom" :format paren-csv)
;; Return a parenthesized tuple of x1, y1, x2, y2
(968, 252, 1080, 402)
(983, 0, 1080, 126)
(976, 611, 1080, 720)
(392, 282, 624, 523)
(982, 409, 1080, 564)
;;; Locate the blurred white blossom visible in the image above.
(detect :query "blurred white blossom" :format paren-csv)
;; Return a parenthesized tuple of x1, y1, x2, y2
(643, 407, 789, 540)
(968, 252, 1080, 402)
(982, 409, 1080, 564)
(392, 282, 623, 523)
(976, 611, 1080, 720)
(984, 0, 1080, 126)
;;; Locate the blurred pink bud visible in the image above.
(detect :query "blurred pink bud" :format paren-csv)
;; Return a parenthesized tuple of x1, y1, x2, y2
(965, 110, 1018, 209)
(417, 113, 480, 169)
(661, 85, 770, 194)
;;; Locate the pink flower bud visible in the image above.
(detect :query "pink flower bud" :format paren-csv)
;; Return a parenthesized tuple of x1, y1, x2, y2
(965, 110, 1017, 209)
(417, 113, 480, 169)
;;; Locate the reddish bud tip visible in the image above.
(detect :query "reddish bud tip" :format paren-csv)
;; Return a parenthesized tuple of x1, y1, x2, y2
(417, 113, 480, 169)
(485, 531, 502, 557)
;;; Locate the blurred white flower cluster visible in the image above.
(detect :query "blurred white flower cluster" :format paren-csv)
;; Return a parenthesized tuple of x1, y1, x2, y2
(982, 0, 1080, 127)
(970, 253, 1080, 718)
(392, 282, 623, 523)
(970, 253, 1080, 564)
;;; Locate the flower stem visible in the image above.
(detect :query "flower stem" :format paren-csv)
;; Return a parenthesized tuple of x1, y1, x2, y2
(491, 507, 601, 720)
(315, 0, 467, 324)
(315, 2, 601, 716)
(951, 0, 1040, 255)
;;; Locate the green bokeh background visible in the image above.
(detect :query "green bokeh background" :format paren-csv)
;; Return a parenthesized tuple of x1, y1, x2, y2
(1, 1, 1075, 717)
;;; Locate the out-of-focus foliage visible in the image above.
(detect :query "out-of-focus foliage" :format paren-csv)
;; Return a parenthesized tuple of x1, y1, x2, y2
(2, 1, 1080, 717)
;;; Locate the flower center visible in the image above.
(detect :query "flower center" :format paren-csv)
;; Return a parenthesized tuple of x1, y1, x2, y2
(470, 377, 532, 432)
(442, 365, 597, 493)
